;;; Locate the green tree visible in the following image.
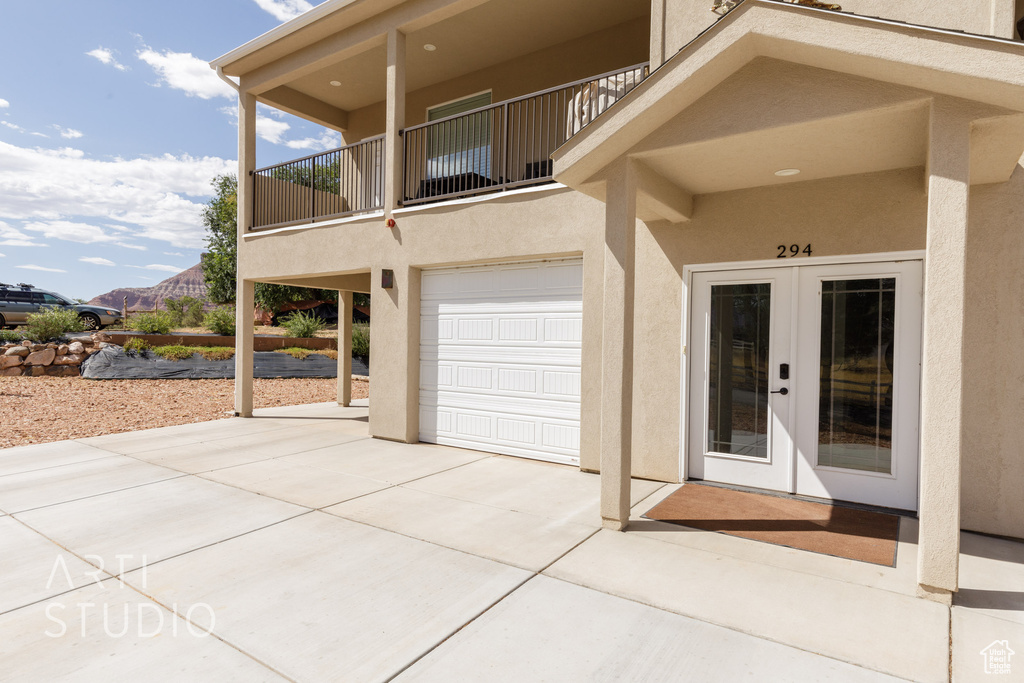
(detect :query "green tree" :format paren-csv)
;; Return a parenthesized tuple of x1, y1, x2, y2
(200, 174, 348, 314)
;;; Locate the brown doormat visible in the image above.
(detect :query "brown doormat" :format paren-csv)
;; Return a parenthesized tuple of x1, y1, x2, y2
(643, 483, 900, 566)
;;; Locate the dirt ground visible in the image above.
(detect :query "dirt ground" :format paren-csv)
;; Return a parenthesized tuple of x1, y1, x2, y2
(0, 376, 369, 449)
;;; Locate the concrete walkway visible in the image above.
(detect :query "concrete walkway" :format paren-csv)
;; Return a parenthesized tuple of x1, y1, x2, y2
(0, 402, 1020, 682)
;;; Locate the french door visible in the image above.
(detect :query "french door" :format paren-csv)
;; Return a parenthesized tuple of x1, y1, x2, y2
(687, 260, 922, 510)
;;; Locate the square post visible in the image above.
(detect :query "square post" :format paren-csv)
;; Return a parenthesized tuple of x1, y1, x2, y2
(385, 28, 406, 217)
(234, 89, 257, 418)
(600, 159, 638, 530)
(368, 266, 420, 443)
(338, 291, 353, 406)
(917, 98, 972, 602)
(234, 279, 255, 417)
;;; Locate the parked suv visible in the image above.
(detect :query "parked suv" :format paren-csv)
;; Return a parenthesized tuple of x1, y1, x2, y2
(0, 283, 122, 330)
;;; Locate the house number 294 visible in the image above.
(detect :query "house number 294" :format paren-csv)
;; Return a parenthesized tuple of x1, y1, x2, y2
(777, 244, 812, 258)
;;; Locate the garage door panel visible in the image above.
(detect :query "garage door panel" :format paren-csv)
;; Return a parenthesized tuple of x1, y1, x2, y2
(420, 258, 583, 464)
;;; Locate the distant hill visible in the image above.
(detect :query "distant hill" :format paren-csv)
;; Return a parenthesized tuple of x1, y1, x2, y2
(89, 263, 209, 311)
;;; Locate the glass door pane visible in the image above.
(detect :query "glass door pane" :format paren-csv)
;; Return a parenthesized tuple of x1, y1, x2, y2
(707, 283, 771, 458)
(818, 278, 896, 473)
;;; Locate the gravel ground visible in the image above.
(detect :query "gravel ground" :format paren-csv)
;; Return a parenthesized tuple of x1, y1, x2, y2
(0, 377, 369, 449)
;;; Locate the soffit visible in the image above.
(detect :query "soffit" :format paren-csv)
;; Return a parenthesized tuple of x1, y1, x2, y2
(553, 0, 1024, 195)
(278, 0, 647, 111)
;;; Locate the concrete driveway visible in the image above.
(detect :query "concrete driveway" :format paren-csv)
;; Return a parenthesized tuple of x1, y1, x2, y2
(0, 402, 1020, 682)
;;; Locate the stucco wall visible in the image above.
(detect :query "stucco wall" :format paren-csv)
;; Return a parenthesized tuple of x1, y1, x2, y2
(623, 167, 928, 483)
(344, 17, 650, 142)
(961, 163, 1024, 539)
(658, 0, 1020, 66)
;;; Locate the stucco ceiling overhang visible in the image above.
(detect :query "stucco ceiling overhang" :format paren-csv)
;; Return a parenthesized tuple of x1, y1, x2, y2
(212, 0, 647, 127)
(551, 0, 1024, 222)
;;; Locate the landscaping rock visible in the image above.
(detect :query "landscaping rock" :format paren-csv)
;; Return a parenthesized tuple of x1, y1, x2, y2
(31, 366, 46, 376)
(44, 365, 80, 377)
(30, 344, 46, 352)
(56, 344, 69, 355)
(25, 349, 56, 366)
(91, 332, 112, 343)
(2, 367, 23, 376)
(5, 346, 29, 357)
(53, 353, 86, 366)
(95, 342, 111, 349)
(0, 355, 23, 370)
(68, 341, 85, 354)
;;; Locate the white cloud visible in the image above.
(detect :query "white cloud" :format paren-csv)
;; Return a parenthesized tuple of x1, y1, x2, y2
(87, 47, 129, 72)
(284, 130, 341, 151)
(16, 264, 66, 273)
(0, 141, 235, 248)
(79, 257, 116, 266)
(221, 104, 341, 151)
(1, 121, 23, 132)
(0, 252, 5, 257)
(138, 47, 234, 100)
(127, 264, 185, 273)
(29, 132, 49, 138)
(0, 99, 9, 109)
(253, 0, 313, 22)
(0, 222, 46, 247)
(163, 252, 184, 257)
(53, 126, 83, 139)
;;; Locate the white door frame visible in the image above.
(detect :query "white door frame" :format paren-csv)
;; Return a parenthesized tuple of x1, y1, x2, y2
(679, 250, 926, 499)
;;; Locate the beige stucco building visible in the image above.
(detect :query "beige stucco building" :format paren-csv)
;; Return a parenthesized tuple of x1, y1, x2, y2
(211, 0, 1024, 602)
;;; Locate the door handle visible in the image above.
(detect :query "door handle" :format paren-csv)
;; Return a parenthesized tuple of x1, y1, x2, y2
(770, 387, 789, 395)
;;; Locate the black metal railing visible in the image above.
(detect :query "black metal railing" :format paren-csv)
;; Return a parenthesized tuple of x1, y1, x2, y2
(402, 62, 648, 206)
(252, 134, 385, 230)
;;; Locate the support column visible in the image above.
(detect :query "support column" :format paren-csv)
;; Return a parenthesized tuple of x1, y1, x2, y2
(235, 279, 255, 417)
(338, 291, 353, 406)
(917, 98, 972, 601)
(384, 28, 406, 217)
(234, 89, 257, 418)
(368, 266, 420, 443)
(600, 159, 638, 531)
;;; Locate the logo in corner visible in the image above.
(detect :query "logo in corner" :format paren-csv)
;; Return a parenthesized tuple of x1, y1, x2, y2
(981, 640, 1014, 675)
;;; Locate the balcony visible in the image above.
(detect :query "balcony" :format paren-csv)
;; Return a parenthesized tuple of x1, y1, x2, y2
(250, 63, 648, 230)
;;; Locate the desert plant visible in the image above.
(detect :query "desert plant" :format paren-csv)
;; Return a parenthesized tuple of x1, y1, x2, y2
(276, 347, 312, 360)
(0, 329, 27, 344)
(24, 308, 85, 342)
(122, 337, 151, 356)
(151, 345, 234, 361)
(127, 310, 175, 335)
(280, 310, 326, 338)
(351, 322, 370, 357)
(164, 296, 207, 328)
(203, 306, 235, 336)
(151, 345, 195, 361)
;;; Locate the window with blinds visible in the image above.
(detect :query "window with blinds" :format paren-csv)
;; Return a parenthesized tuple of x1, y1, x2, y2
(426, 91, 493, 180)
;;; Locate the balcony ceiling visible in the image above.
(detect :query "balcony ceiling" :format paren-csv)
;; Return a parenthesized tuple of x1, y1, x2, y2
(285, 0, 648, 112)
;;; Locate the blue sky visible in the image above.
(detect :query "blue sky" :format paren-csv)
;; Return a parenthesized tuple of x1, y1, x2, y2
(0, 0, 336, 300)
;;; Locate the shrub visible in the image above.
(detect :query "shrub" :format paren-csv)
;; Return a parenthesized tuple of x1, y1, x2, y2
(196, 347, 235, 361)
(351, 322, 370, 357)
(280, 310, 326, 338)
(203, 306, 236, 336)
(164, 296, 207, 328)
(151, 345, 234, 361)
(0, 329, 27, 344)
(127, 311, 175, 335)
(276, 347, 312, 360)
(123, 337, 151, 356)
(24, 308, 85, 342)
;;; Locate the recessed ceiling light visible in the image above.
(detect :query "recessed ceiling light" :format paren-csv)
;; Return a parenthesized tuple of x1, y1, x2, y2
(329, 80, 342, 87)
(774, 168, 801, 177)
(423, 44, 437, 52)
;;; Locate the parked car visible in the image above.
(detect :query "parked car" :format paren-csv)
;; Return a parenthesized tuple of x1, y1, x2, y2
(0, 283, 122, 330)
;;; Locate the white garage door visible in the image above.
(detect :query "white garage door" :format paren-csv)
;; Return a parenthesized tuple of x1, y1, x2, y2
(419, 259, 583, 465)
